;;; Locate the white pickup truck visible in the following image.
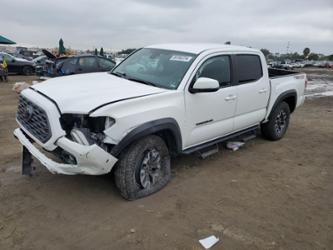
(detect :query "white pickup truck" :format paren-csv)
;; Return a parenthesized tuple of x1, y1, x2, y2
(14, 44, 306, 200)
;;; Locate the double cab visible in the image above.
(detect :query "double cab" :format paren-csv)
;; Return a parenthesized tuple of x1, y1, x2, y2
(14, 44, 306, 200)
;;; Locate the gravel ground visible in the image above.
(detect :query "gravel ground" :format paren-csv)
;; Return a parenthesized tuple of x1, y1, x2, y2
(0, 72, 332, 250)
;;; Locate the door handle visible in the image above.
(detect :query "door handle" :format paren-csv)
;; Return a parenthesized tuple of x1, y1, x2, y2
(259, 88, 268, 94)
(225, 95, 237, 101)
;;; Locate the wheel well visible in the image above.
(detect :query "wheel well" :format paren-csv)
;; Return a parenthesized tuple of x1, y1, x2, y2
(282, 95, 296, 113)
(110, 118, 182, 157)
(156, 129, 180, 157)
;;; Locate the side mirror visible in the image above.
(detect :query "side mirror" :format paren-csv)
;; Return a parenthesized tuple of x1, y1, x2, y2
(190, 77, 220, 93)
(12, 59, 16, 63)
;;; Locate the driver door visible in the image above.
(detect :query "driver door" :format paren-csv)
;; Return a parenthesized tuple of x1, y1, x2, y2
(184, 55, 237, 148)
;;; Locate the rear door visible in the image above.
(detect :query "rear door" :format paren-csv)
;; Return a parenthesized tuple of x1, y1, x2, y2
(233, 54, 270, 130)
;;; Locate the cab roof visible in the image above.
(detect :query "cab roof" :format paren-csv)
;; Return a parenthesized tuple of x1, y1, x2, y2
(146, 43, 259, 55)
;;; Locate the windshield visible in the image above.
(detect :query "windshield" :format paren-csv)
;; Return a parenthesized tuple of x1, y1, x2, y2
(111, 48, 196, 89)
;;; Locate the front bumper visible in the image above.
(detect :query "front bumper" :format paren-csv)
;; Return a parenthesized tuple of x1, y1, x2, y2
(14, 128, 118, 175)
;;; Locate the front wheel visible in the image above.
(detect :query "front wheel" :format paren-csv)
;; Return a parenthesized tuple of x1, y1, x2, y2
(114, 135, 171, 200)
(22, 66, 34, 75)
(261, 101, 290, 141)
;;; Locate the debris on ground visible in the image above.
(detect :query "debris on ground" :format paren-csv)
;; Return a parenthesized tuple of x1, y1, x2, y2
(226, 141, 245, 151)
(130, 228, 136, 233)
(12, 82, 31, 94)
(199, 235, 220, 249)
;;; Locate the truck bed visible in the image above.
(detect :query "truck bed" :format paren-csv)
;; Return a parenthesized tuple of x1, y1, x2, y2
(268, 68, 299, 78)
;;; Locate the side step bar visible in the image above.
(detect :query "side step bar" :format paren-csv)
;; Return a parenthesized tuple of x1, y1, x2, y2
(199, 144, 219, 159)
(182, 126, 258, 155)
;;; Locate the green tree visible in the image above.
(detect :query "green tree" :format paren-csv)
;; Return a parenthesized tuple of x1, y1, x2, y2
(260, 48, 271, 58)
(326, 54, 333, 61)
(58, 38, 66, 56)
(303, 48, 310, 59)
(308, 53, 319, 61)
(94, 48, 98, 56)
(100, 47, 104, 57)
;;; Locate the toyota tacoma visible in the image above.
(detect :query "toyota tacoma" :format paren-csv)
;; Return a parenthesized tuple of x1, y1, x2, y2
(14, 44, 306, 200)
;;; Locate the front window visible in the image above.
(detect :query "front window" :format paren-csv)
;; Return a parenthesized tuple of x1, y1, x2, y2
(194, 55, 231, 87)
(111, 48, 196, 89)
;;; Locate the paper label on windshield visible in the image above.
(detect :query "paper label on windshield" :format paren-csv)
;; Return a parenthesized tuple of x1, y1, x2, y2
(170, 55, 193, 62)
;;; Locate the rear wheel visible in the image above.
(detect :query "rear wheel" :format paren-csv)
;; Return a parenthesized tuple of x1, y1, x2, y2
(114, 135, 171, 200)
(261, 101, 290, 141)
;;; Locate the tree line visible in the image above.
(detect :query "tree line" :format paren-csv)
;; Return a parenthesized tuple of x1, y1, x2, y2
(260, 48, 333, 61)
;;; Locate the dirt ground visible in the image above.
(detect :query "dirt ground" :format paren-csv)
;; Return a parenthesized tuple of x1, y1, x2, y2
(0, 73, 332, 250)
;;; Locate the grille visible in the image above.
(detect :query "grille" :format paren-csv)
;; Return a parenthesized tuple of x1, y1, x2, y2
(17, 95, 52, 143)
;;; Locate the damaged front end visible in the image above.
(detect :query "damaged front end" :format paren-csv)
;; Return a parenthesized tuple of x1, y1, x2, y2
(58, 114, 115, 164)
(14, 95, 118, 176)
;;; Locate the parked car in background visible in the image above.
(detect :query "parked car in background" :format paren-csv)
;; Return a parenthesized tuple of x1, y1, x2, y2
(57, 55, 116, 76)
(0, 52, 35, 75)
(40, 53, 116, 77)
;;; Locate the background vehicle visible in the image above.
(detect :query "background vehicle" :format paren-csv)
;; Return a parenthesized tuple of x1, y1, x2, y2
(14, 44, 306, 200)
(0, 52, 35, 75)
(39, 51, 116, 77)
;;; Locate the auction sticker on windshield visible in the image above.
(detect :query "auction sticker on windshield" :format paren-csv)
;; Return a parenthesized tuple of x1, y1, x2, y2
(170, 55, 193, 62)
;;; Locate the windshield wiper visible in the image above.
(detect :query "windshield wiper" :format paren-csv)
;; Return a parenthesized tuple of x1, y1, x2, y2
(127, 77, 158, 87)
(110, 71, 127, 78)
(111, 72, 158, 87)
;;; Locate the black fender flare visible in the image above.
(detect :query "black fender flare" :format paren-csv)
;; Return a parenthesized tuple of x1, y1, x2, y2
(268, 90, 297, 119)
(111, 118, 182, 157)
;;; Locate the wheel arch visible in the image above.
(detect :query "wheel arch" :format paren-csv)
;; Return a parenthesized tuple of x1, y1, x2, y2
(268, 90, 297, 119)
(111, 118, 182, 157)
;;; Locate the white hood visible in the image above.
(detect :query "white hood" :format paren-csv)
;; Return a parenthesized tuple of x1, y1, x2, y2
(31, 72, 166, 114)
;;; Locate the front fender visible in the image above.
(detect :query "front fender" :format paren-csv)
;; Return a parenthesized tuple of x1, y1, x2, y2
(110, 118, 182, 157)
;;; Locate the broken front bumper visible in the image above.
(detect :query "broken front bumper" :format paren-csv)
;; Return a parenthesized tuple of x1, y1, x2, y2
(14, 128, 118, 175)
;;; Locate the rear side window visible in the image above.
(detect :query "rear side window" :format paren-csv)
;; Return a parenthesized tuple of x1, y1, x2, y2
(235, 55, 262, 83)
(78, 57, 98, 71)
(195, 55, 231, 87)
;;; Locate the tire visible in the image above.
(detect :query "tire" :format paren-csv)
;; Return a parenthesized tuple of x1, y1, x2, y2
(22, 66, 33, 75)
(114, 135, 171, 200)
(261, 101, 290, 141)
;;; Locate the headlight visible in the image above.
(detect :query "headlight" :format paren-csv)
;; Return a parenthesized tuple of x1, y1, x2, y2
(60, 114, 115, 133)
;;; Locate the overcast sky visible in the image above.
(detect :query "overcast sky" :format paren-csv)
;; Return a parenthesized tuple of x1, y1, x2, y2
(2, 0, 333, 54)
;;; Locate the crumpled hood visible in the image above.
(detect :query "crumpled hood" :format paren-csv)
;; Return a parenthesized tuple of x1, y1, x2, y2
(31, 72, 166, 114)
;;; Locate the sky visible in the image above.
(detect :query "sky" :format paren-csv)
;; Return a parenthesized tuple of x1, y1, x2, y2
(1, 0, 333, 54)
